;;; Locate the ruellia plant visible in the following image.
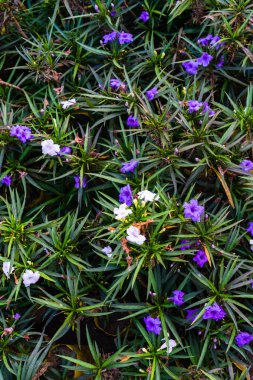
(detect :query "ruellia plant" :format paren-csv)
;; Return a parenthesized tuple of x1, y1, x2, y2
(1, 0, 253, 378)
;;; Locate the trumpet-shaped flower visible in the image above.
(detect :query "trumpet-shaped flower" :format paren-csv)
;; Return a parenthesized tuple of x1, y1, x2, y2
(137, 190, 159, 202)
(126, 226, 146, 245)
(3, 262, 14, 279)
(41, 140, 60, 156)
(22, 270, 40, 287)
(114, 203, 132, 220)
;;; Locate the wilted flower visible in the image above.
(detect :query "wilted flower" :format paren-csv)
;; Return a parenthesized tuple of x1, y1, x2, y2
(74, 175, 87, 189)
(216, 55, 225, 68)
(197, 52, 213, 67)
(193, 250, 208, 267)
(183, 199, 204, 222)
(3, 262, 14, 279)
(22, 270, 40, 287)
(137, 190, 159, 202)
(127, 115, 140, 127)
(235, 332, 253, 347)
(146, 87, 158, 101)
(10, 125, 33, 143)
(159, 335, 177, 352)
(240, 159, 253, 172)
(139, 11, 149, 22)
(119, 184, 133, 206)
(169, 290, 185, 306)
(114, 203, 132, 220)
(121, 160, 138, 173)
(144, 315, 162, 335)
(60, 98, 76, 109)
(1, 175, 12, 186)
(203, 302, 226, 321)
(41, 140, 60, 156)
(102, 246, 113, 257)
(126, 226, 146, 245)
(182, 61, 199, 75)
(202, 102, 215, 116)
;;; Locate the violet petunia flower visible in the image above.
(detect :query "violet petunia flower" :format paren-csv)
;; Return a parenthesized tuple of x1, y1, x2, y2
(169, 290, 185, 306)
(119, 184, 132, 206)
(203, 302, 226, 321)
(235, 332, 253, 347)
(240, 159, 253, 172)
(59, 146, 72, 156)
(102, 31, 118, 43)
(183, 199, 204, 222)
(180, 239, 191, 250)
(121, 160, 138, 173)
(144, 315, 162, 335)
(118, 32, 133, 44)
(187, 100, 203, 113)
(185, 308, 200, 322)
(127, 115, 140, 127)
(110, 79, 123, 90)
(10, 125, 33, 143)
(74, 175, 86, 189)
(193, 250, 208, 267)
(146, 87, 158, 101)
(247, 222, 253, 237)
(1, 175, 11, 186)
(197, 52, 213, 67)
(182, 61, 199, 75)
(139, 10, 149, 22)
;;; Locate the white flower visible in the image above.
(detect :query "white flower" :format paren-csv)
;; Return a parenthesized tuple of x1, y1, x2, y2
(126, 226, 146, 245)
(114, 203, 132, 220)
(41, 140, 60, 156)
(60, 98, 76, 109)
(2, 262, 14, 279)
(137, 190, 159, 202)
(158, 336, 177, 353)
(102, 246, 113, 257)
(22, 270, 40, 287)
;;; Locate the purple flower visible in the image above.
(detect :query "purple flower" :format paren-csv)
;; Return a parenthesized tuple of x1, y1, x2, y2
(102, 31, 118, 43)
(119, 184, 132, 206)
(59, 146, 72, 156)
(247, 222, 253, 237)
(121, 160, 138, 173)
(235, 332, 253, 347)
(197, 52, 213, 67)
(197, 34, 213, 46)
(187, 100, 203, 113)
(240, 159, 253, 172)
(146, 87, 158, 101)
(193, 250, 208, 267)
(10, 125, 33, 143)
(118, 32, 133, 44)
(182, 61, 199, 75)
(211, 35, 222, 50)
(74, 175, 86, 189)
(186, 308, 199, 322)
(139, 10, 149, 22)
(203, 302, 226, 321)
(216, 55, 225, 68)
(202, 102, 215, 116)
(180, 239, 191, 250)
(169, 290, 185, 306)
(13, 313, 21, 320)
(127, 115, 140, 127)
(144, 315, 162, 335)
(1, 176, 11, 186)
(183, 199, 204, 222)
(110, 79, 123, 90)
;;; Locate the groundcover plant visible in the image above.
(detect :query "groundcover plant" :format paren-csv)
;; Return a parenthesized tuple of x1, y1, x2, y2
(1, 0, 253, 378)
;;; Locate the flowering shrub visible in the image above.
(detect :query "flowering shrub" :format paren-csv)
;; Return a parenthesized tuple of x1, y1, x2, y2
(1, 0, 253, 378)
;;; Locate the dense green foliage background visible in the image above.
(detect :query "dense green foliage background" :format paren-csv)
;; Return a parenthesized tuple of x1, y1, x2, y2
(1, 0, 253, 379)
